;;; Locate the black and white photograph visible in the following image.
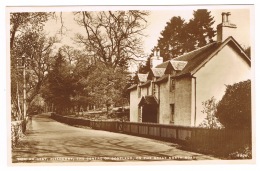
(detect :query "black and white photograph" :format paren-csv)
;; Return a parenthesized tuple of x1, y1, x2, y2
(7, 5, 254, 165)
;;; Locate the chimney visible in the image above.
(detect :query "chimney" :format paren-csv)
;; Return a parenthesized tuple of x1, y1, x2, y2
(217, 12, 237, 42)
(150, 47, 163, 68)
(156, 47, 160, 58)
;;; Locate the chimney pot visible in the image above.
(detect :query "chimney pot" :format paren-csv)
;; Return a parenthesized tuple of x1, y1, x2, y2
(217, 12, 236, 42)
(157, 47, 160, 57)
(221, 12, 226, 22)
(153, 47, 156, 57)
(226, 12, 231, 22)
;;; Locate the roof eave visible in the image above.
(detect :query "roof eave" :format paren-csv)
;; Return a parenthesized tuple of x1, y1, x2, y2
(191, 37, 251, 76)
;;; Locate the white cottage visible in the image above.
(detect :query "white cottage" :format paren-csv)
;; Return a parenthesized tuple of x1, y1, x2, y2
(128, 12, 251, 126)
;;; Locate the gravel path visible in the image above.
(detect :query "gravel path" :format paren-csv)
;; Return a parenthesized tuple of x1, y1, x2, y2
(12, 113, 218, 163)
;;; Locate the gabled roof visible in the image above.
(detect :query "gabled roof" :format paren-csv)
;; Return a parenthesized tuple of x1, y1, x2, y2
(173, 42, 221, 76)
(137, 74, 148, 83)
(172, 36, 251, 77)
(154, 74, 169, 84)
(150, 68, 166, 77)
(138, 95, 158, 106)
(155, 61, 169, 68)
(127, 84, 137, 90)
(129, 37, 251, 91)
(164, 60, 187, 75)
(139, 80, 151, 87)
(169, 61, 188, 70)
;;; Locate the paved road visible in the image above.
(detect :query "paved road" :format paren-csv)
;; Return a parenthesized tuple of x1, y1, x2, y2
(12, 113, 218, 163)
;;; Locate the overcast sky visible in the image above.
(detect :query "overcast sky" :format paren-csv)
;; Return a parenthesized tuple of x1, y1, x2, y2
(6, 5, 250, 58)
(41, 5, 252, 56)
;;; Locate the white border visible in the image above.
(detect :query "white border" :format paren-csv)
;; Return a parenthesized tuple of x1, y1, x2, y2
(1, 0, 259, 171)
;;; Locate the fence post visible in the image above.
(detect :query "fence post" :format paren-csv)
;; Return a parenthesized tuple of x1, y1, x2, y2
(147, 124, 150, 137)
(176, 128, 179, 141)
(159, 125, 162, 139)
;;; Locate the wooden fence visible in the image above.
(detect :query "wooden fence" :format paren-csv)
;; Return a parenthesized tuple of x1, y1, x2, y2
(51, 113, 251, 155)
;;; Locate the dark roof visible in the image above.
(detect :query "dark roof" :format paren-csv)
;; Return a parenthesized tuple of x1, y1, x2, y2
(139, 95, 158, 106)
(172, 37, 251, 77)
(130, 37, 251, 92)
(154, 74, 169, 84)
(127, 84, 137, 90)
(137, 74, 148, 82)
(155, 61, 169, 68)
(173, 42, 221, 76)
(139, 80, 151, 87)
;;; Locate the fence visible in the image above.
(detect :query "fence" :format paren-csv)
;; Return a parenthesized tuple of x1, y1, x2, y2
(11, 120, 24, 148)
(51, 113, 251, 155)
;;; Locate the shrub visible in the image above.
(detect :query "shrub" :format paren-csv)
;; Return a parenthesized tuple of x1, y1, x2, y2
(216, 80, 251, 129)
(199, 97, 223, 129)
(228, 144, 252, 159)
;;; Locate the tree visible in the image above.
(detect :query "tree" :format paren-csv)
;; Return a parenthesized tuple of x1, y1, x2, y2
(139, 9, 216, 73)
(186, 9, 216, 49)
(74, 10, 149, 69)
(44, 51, 76, 114)
(157, 16, 187, 61)
(10, 12, 55, 120)
(138, 56, 151, 74)
(216, 80, 251, 129)
(14, 31, 57, 104)
(86, 62, 129, 112)
(199, 97, 223, 129)
(10, 12, 50, 49)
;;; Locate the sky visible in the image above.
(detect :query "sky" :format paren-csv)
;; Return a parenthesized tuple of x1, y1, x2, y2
(42, 5, 252, 56)
(1, 2, 259, 171)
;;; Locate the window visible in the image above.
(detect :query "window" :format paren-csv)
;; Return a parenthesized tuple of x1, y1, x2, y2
(138, 87, 141, 98)
(152, 82, 156, 95)
(170, 78, 175, 92)
(158, 85, 160, 100)
(170, 104, 175, 122)
(138, 107, 142, 122)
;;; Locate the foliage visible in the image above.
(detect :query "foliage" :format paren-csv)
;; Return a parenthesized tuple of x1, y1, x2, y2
(228, 144, 252, 159)
(43, 51, 76, 114)
(138, 56, 151, 74)
(74, 10, 149, 69)
(139, 9, 216, 73)
(216, 80, 251, 129)
(43, 47, 130, 114)
(157, 16, 187, 61)
(86, 62, 129, 111)
(10, 12, 50, 48)
(27, 94, 45, 115)
(199, 97, 223, 129)
(10, 12, 55, 121)
(186, 9, 216, 49)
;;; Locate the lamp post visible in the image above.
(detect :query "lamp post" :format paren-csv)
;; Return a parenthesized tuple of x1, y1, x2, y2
(21, 54, 27, 120)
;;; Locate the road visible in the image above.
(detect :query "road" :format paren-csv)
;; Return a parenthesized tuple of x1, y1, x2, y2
(12, 113, 218, 163)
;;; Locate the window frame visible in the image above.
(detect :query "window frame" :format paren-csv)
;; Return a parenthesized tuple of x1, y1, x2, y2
(138, 86, 141, 98)
(170, 78, 175, 92)
(170, 103, 175, 122)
